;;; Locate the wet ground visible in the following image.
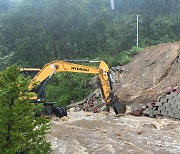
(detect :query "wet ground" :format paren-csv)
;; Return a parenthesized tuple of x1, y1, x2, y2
(47, 110, 180, 154)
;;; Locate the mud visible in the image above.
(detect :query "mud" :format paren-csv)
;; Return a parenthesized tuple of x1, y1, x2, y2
(47, 110, 180, 154)
(114, 42, 180, 104)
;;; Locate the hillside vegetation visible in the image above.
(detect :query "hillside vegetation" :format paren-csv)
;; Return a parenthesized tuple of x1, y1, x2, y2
(0, 0, 180, 106)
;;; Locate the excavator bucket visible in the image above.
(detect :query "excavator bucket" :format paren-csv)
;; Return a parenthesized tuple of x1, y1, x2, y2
(109, 96, 126, 114)
(111, 101, 126, 115)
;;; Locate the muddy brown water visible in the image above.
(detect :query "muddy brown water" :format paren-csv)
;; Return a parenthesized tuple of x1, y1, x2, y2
(47, 110, 180, 154)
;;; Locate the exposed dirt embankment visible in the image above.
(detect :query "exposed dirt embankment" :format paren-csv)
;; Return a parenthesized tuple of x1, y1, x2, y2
(114, 42, 180, 104)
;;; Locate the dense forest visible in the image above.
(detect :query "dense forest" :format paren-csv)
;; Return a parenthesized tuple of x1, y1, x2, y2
(0, 0, 180, 105)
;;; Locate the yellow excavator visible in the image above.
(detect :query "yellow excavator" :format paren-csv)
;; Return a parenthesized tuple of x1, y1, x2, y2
(21, 60, 126, 117)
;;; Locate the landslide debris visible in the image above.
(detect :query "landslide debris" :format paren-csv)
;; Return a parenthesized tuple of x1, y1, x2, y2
(114, 42, 180, 104)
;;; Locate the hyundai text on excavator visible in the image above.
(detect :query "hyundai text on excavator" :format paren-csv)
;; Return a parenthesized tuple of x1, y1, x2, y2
(21, 60, 126, 118)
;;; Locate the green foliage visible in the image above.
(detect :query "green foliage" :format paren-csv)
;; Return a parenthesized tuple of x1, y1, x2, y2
(0, 50, 14, 70)
(46, 73, 92, 106)
(0, 65, 50, 153)
(0, 0, 11, 13)
(0, 0, 180, 68)
(144, 15, 180, 45)
(0, 0, 180, 107)
(118, 46, 143, 65)
(94, 46, 143, 67)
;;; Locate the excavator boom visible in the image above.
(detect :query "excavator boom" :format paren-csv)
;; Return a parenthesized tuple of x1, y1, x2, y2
(25, 60, 126, 116)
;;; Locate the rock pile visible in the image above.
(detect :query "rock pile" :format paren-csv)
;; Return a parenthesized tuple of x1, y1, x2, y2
(67, 88, 108, 113)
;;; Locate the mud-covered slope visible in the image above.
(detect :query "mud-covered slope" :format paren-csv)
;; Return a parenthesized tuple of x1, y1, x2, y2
(114, 42, 180, 104)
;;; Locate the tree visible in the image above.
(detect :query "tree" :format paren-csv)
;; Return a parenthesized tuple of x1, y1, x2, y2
(0, 66, 50, 153)
(0, 0, 10, 13)
(0, 0, 180, 106)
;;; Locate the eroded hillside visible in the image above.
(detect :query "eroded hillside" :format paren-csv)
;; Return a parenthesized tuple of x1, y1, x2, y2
(114, 42, 180, 104)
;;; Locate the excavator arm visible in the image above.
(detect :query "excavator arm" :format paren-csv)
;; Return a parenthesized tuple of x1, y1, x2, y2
(28, 60, 126, 115)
